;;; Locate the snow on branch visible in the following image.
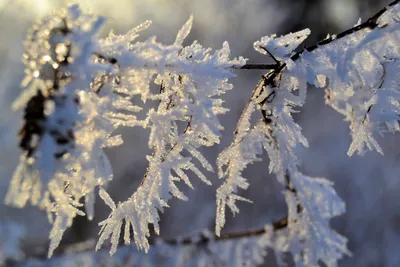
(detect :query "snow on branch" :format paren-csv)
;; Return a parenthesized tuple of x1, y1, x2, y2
(20, 218, 289, 267)
(4, 1, 400, 266)
(5, 4, 246, 258)
(216, 1, 399, 266)
(6, 6, 114, 258)
(94, 15, 246, 255)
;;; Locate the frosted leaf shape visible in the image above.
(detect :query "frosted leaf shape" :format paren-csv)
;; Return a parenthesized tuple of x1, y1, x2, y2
(99, 187, 116, 210)
(175, 15, 193, 45)
(254, 29, 311, 60)
(99, 20, 152, 52)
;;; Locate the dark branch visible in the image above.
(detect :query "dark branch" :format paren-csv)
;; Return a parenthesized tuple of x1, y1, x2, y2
(24, 215, 288, 261)
(93, 52, 118, 65)
(257, 0, 399, 109)
(237, 63, 279, 70)
(91, 0, 399, 90)
(93, 52, 280, 71)
(163, 215, 288, 246)
(292, 0, 399, 61)
(226, 2, 399, 261)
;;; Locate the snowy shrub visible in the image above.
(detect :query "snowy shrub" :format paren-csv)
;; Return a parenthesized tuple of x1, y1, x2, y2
(4, 1, 400, 266)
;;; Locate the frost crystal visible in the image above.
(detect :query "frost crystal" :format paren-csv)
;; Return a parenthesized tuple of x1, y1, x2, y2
(6, 1, 400, 265)
(254, 29, 311, 61)
(6, 6, 114, 258)
(6, 4, 245, 257)
(216, 2, 399, 266)
(95, 17, 246, 253)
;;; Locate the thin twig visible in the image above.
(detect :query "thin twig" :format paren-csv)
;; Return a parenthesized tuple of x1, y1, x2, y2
(93, 52, 279, 71)
(25, 215, 288, 260)
(140, 75, 191, 187)
(292, 0, 399, 61)
(237, 63, 279, 70)
(224, 0, 399, 254)
(162, 215, 288, 245)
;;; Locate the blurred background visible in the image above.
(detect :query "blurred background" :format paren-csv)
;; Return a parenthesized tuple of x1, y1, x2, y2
(0, 0, 398, 266)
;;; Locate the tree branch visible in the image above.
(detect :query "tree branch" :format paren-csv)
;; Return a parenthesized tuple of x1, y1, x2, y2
(93, 52, 279, 71)
(92, 0, 398, 95)
(250, 0, 399, 124)
(163, 215, 288, 246)
(218, 1, 399, 261)
(23, 215, 288, 261)
(237, 63, 279, 70)
(292, 0, 399, 60)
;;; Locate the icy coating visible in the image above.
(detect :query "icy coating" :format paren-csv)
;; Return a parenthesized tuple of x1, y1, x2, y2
(216, 2, 399, 267)
(4, 1, 400, 266)
(5, 4, 246, 258)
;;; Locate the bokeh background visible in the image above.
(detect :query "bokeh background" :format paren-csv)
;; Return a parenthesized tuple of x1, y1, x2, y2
(0, 0, 399, 266)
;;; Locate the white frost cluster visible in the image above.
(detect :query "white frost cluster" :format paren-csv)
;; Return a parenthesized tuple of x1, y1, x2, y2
(216, 2, 399, 266)
(7, 6, 114, 258)
(298, 3, 400, 156)
(254, 28, 311, 61)
(21, 229, 271, 267)
(95, 15, 246, 253)
(6, 1, 400, 266)
(6, 4, 245, 258)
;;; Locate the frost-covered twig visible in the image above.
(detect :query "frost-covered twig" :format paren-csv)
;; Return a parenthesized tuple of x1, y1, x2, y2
(21, 216, 288, 264)
(93, 53, 277, 71)
(18, 225, 279, 267)
(5, 1, 400, 266)
(6, 4, 248, 258)
(93, 14, 247, 254)
(216, 1, 399, 266)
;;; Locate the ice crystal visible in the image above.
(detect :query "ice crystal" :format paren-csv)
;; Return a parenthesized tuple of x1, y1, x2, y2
(6, 4, 245, 257)
(5, 1, 400, 266)
(95, 21, 246, 252)
(216, 2, 399, 266)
